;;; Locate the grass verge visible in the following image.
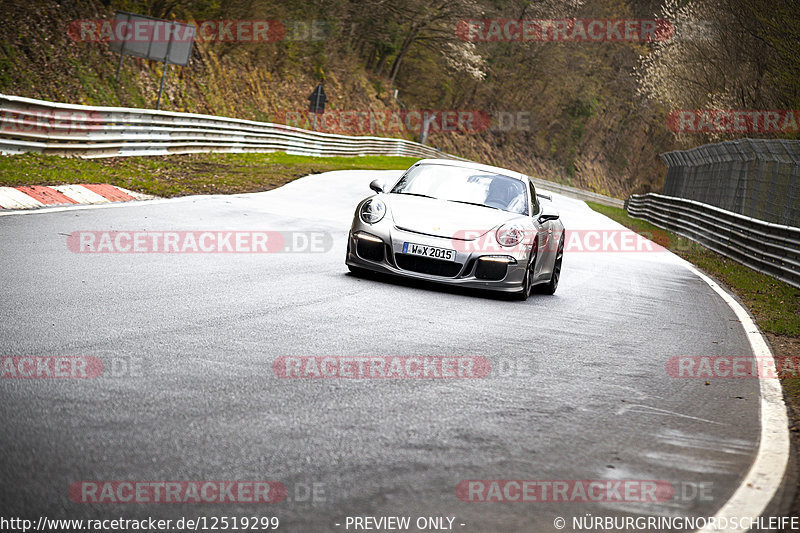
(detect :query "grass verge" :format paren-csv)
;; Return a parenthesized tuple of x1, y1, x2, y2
(0, 152, 421, 198)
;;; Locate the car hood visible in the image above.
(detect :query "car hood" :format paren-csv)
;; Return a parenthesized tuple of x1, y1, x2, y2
(387, 194, 514, 240)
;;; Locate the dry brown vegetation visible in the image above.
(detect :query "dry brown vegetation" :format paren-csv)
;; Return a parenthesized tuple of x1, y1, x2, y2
(1, 0, 798, 198)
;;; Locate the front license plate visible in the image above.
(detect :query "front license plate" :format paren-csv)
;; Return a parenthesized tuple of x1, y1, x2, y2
(402, 242, 457, 261)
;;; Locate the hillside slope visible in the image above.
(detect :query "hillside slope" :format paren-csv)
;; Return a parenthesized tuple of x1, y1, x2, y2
(1, 0, 680, 198)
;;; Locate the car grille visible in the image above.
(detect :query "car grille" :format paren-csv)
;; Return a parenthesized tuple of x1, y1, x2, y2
(394, 254, 463, 277)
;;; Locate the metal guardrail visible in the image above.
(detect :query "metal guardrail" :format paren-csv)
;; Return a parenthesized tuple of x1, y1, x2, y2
(0, 94, 452, 159)
(0, 94, 624, 208)
(529, 177, 624, 208)
(626, 192, 800, 288)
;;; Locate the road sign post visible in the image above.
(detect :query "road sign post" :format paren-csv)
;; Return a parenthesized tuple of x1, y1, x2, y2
(308, 84, 327, 131)
(155, 33, 175, 110)
(114, 12, 129, 81)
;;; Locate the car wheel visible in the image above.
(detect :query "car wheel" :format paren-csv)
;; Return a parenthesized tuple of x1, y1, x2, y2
(515, 247, 537, 301)
(536, 236, 564, 295)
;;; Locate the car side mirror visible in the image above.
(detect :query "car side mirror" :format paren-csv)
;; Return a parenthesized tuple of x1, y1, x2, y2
(369, 179, 384, 193)
(538, 213, 560, 224)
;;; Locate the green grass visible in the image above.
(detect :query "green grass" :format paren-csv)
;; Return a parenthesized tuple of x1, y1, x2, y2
(0, 152, 420, 198)
(586, 201, 800, 337)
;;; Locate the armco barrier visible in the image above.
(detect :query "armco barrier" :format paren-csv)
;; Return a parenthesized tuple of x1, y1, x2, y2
(626, 192, 800, 288)
(0, 94, 623, 208)
(0, 94, 451, 159)
(529, 177, 623, 208)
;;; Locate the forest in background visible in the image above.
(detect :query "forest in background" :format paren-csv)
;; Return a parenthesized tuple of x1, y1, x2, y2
(1, 0, 798, 198)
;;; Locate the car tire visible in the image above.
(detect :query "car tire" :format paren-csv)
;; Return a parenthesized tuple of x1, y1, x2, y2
(515, 247, 537, 301)
(535, 235, 564, 295)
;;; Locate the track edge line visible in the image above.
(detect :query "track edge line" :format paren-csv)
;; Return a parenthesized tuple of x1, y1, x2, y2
(684, 264, 791, 533)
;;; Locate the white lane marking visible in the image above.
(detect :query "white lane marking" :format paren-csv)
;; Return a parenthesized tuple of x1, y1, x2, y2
(52, 185, 111, 204)
(681, 266, 789, 532)
(0, 187, 45, 209)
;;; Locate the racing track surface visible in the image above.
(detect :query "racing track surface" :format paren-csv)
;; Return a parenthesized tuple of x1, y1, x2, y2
(0, 170, 766, 531)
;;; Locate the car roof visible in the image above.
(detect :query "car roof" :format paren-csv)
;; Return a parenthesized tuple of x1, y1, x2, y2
(412, 158, 529, 183)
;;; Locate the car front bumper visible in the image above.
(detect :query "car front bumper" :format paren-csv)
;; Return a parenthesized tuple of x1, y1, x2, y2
(345, 219, 530, 293)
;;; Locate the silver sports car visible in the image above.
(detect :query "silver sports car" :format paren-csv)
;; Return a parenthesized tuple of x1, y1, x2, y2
(345, 159, 565, 300)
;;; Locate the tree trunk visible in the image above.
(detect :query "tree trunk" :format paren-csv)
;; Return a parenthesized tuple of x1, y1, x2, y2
(388, 28, 418, 84)
(365, 45, 377, 70)
(375, 46, 389, 76)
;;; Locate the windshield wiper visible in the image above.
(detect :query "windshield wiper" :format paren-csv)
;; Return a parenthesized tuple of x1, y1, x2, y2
(393, 192, 437, 199)
(447, 199, 501, 210)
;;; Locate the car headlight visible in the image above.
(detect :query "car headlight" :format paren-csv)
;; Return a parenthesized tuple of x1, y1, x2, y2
(496, 223, 525, 247)
(359, 198, 386, 224)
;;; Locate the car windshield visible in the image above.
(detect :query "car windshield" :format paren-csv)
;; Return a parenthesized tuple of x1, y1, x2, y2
(390, 164, 528, 215)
